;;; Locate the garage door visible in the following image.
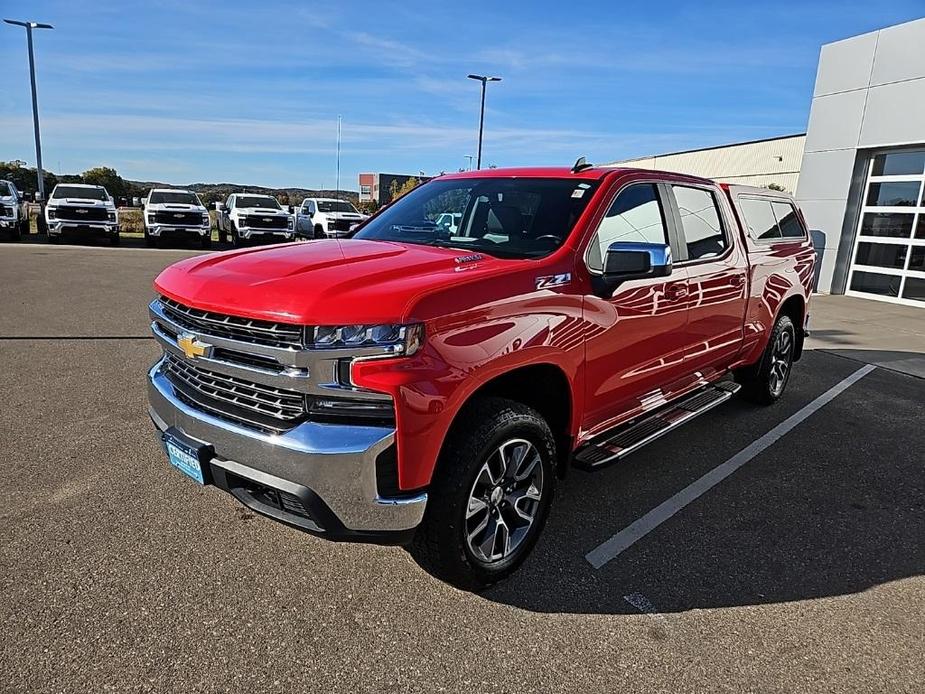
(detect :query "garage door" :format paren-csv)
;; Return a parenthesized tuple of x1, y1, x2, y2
(847, 150, 925, 307)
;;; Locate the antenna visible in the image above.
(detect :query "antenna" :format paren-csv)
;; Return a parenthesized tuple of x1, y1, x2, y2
(571, 156, 593, 173)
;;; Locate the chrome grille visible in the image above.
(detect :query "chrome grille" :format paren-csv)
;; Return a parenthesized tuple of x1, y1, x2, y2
(163, 353, 305, 430)
(158, 296, 303, 348)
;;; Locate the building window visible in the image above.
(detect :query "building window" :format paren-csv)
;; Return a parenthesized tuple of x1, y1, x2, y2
(847, 148, 925, 306)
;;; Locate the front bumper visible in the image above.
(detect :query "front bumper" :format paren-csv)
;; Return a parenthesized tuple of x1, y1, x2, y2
(147, 224, 211, 237)
(0, 217, 17, 228)
(48, 220, 118, 235)
(147, 359, 427, 543)
(238, 225, 294, 240)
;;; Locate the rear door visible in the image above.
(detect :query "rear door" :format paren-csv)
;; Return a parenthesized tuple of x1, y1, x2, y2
(581, 179, 690, 432)
(666, 183, 749, 375)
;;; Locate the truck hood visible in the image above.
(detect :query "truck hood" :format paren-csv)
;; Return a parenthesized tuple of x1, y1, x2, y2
(51, 198, 115, 209)
(237, 207, 288, 215)
(155, 239, 511, 325)
(148, 203, 205, 212)
(320, 211, 366, 220)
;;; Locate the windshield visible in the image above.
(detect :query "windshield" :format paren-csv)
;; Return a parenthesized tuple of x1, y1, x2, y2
(149, 191, 200, 205)
(317, 200, 358, 213)
(52, 185, 108, 201)
(237, 196, 280, 210)
(353, 177, 599, 259)
(0, 182, 14, 198)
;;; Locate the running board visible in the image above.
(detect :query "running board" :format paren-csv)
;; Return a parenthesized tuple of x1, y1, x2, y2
(573, 381, 741, 470)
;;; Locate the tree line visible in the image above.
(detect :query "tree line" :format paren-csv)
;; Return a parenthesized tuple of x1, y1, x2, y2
(0, 161, 360, 208)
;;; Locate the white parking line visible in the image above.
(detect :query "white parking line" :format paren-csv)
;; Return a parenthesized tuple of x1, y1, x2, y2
(585, 364, 877, 569)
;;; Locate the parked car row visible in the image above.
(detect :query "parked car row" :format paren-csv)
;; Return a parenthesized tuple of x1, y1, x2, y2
(0, 179, 370, 248)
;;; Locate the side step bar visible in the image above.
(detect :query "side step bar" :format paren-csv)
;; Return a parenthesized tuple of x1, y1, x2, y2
(573, 380, 741, 471)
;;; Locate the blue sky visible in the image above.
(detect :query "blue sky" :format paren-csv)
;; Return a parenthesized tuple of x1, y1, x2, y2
(1, 1, 923, 190)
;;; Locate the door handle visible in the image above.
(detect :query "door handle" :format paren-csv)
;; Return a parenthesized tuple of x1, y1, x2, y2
(666, 284, 689, 300)
(729, 275, 746, 288)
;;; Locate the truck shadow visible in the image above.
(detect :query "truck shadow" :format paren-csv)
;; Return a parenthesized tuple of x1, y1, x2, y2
(476, 353, 924, 615)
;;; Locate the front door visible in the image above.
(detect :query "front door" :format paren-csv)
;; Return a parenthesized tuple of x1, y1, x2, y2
(581, 181, 690, 435)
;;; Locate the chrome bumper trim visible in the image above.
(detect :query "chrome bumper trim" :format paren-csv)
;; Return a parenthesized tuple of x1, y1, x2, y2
(147, 359, 426, 532)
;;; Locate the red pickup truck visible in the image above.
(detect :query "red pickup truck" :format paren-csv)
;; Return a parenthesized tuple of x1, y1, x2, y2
(147, 165, 814, 589)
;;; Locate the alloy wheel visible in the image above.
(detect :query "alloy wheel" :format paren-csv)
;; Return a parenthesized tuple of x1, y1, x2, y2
(465, 438, 544, 564)
(768, 327, 794, 396)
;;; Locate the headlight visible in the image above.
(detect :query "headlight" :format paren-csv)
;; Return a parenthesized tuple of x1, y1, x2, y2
(47, 207, 57, 219)
(202, 214, 210, 226)
(309, 323, 424, 354)
(108, 211, 117, 222)
(287, 218, 294, 229)
(327, 220, 335, 230)
(147, 215, 155, 224)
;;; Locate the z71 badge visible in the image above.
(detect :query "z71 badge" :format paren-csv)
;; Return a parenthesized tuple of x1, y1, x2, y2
(535, 273, 571, 290)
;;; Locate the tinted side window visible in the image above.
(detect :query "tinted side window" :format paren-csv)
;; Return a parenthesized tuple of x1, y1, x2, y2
(587, 183, 667, 272)
(772, 201, 806, 239)
(673, 186, 727, 260)
(739, 198, 780, 241)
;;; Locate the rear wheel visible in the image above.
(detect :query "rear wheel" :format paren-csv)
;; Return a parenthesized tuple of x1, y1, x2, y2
(410, 397, 556, 591)
(736, 314, 796, 404)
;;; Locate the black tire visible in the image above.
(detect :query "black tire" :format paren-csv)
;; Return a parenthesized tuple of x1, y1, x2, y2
(410, 396, 557, 591)
(110, 233, 120, 247)
(144, 228, 156, 248)
(200, 234, 212, 249)
(10, 223, 22, 242)
(218, 226, 227, 244)
(736, 314, 796, 405)
(19, 216, 29, 236)
(231, 224, 243, 248)
(48, 233, 61, 244)
(37, 215, 48, 235)
(314, 224, 325, 240)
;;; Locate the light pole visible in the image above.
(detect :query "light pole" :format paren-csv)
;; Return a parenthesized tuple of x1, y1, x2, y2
(464, 155, 474, 171)
(4, 19, 53, 202)
(467, 74, 501, 170)
(335, 115, 342, 200)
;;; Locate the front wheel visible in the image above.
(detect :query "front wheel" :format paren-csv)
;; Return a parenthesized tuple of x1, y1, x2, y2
(410, 397, 557, 591)
(736, 314, 796, 404)
(200, 234, 212, 249)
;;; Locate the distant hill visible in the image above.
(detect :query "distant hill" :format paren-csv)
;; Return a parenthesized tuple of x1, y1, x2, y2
(126, 179, 359, 206)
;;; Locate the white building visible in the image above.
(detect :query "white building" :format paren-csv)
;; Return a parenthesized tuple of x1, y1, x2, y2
(609, 133, 805, 193)
(608, 17, 925, 308)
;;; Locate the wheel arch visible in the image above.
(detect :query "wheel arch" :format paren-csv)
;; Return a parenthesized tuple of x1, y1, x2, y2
(440, 362, 575, 478)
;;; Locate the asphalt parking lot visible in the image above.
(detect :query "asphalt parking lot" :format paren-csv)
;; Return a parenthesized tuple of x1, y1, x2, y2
(1, 241, 923, 693)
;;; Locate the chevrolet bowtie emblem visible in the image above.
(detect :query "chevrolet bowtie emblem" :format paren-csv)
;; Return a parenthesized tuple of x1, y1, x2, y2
(177, 332, 212, 359)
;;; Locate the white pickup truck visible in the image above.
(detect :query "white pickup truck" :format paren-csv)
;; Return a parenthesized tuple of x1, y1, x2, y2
(296, 197, 367, 239)
(0, 180, 29, 241)
(44, 183, 120, 245)
(143, 188, 212, 248)
(217, 193, 295, 246)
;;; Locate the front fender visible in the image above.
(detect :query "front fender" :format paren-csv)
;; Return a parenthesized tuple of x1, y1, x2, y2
(352, 307, 585, 490)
